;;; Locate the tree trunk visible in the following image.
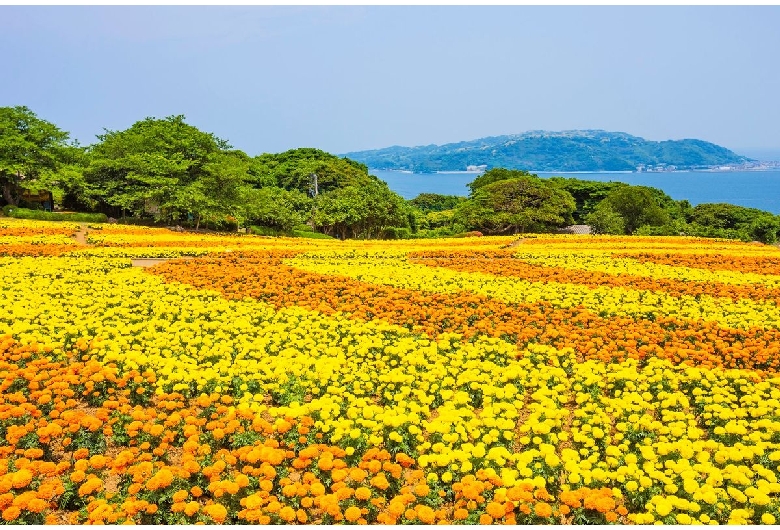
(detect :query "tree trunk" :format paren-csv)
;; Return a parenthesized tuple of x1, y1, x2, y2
(195, 214, 201, 231)
(2, 181, 18, 206)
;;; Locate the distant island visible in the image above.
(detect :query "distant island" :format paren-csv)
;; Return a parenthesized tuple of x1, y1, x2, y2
(343, 130, 756, 173)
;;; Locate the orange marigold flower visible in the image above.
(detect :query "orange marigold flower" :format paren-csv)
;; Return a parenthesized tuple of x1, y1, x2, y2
(486, 501, 506, 519)
(279, 505, 297, 522)
(184, 501, 200, 517)
(11, 470, 32, 489)
(416, 505, 436, 524)
(172, 490, 189, 503)
(413, 484, 430, 497)
(89, 455, 107, 469)
(355, 487, 372, 501)
(479, 514, 493, 525)
(349, 468, 368, 482)
(345, 506, 362, 522)
(534, 502, 553, 518)
(27, 499, 49, 513)
(2, 506, 20, 522)
(204, 503, 228, 523)
(369, 473, 390, 491)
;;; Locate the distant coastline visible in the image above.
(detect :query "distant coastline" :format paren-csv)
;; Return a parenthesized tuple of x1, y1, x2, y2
(372, 165, 780, 176)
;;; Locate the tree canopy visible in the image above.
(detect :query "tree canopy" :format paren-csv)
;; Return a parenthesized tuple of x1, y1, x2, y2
(82, 115, 246, 224)
(0, 106, 75, 206)
(457, 175, 575, 234)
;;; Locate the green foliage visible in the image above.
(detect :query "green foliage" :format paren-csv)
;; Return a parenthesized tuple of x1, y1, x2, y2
(293, 230, 334, 239)
(597, 185, 670, 234)
(241, 187, 310, 232)
(313, 180, 410, 239)
(250, 148, 374, 194)
(419, 209, 457, 230)
(7, 207, 107, 223)
(467, 168, 537, 195)
(383, 227, 412, 239)
(83, 115, 244, 225)
(547, 178, 625, 223)
(457, 175, 575, 234)
(0, 106, 76, 207)
(408, 193, 467, 212)
(749, 216, 780, 244)
(586, 203, 626, 235)
(680, 203, 780, 243)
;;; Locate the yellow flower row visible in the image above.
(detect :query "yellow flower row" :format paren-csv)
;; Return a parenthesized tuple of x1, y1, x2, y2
(286, 251, 780, 330)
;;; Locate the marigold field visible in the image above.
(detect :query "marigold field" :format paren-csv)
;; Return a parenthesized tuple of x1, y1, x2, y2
(4, 218, 780, 525)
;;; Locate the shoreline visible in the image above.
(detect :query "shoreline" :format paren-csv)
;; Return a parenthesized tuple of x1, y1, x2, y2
(372, 167, 780, 175)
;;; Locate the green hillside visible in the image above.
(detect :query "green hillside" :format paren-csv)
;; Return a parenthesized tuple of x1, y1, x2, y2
(344, 130, 752, 172)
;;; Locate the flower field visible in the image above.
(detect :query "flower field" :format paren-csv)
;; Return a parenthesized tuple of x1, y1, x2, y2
(3, 218, 780, 524)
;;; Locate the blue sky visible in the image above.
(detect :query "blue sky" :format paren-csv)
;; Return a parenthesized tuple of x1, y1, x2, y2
(2, 6, 779, 158)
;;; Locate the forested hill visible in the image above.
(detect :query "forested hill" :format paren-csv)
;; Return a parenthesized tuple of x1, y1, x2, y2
(344, 130, 751, 172)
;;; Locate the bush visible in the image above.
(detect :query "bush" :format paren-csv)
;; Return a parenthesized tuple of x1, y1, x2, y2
(250, 225, 289, 237)
(8, 208, 107, 223)
(586, 204, 625, 235)
(2, 205, 14, 217)
(251, 225, 334, 239)
(748, 216, 780, 244)
(292, 230, 334, 239)
(383, 227, 412, 240)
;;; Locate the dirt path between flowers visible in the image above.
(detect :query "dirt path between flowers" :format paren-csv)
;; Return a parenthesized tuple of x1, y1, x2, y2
(73, 224, 89, 245)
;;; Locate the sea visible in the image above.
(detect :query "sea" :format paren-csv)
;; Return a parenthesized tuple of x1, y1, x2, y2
(372, 169, 780, 215)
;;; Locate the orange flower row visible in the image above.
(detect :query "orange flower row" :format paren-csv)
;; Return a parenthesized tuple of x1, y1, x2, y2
(149, 252, 780, 374)
(408, 249, 780, 303)
(616, 251, 780, 276)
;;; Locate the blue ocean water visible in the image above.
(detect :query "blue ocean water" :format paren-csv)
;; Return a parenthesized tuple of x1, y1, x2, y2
(372, 169, 780, 214)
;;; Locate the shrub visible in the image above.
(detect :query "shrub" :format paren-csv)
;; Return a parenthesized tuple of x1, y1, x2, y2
(8, 208, 107, 223)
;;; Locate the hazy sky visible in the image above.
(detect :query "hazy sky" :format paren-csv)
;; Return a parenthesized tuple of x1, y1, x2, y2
(2, 6, 779, 158)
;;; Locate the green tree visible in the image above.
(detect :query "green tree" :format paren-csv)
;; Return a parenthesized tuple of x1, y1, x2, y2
(250, 148, 374, 194)
(547, 178, 624, 223)
(586, 202, 626, 235)
(408, 193, 466, 212)
(598, 185, 670, 234)
(313, 180, 409, 239)
(457, 176, 575, 234)
(83, 115, 242, 221)
(241, 187, 311, 232)
(0, 106, 74, 206)
(467, 168, 537, 196)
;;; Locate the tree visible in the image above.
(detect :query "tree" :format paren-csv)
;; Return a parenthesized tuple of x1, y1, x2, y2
(313, 180, 409, 239)
(83, 115, 240, 221)
(408, 193, 466, 212)
(597, 185, 670, 234)
(467, 168, 537, 196)
(547, 178, 625, 223)
(250, 148, 375, 195)
(241, 187, 310, 232)
(0, 106, 74, 206)
(457, 176, 575, 234)
(586, 202, 626, 234)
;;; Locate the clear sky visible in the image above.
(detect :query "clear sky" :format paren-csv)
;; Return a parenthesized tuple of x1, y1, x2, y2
(2, 6, 779, 158)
